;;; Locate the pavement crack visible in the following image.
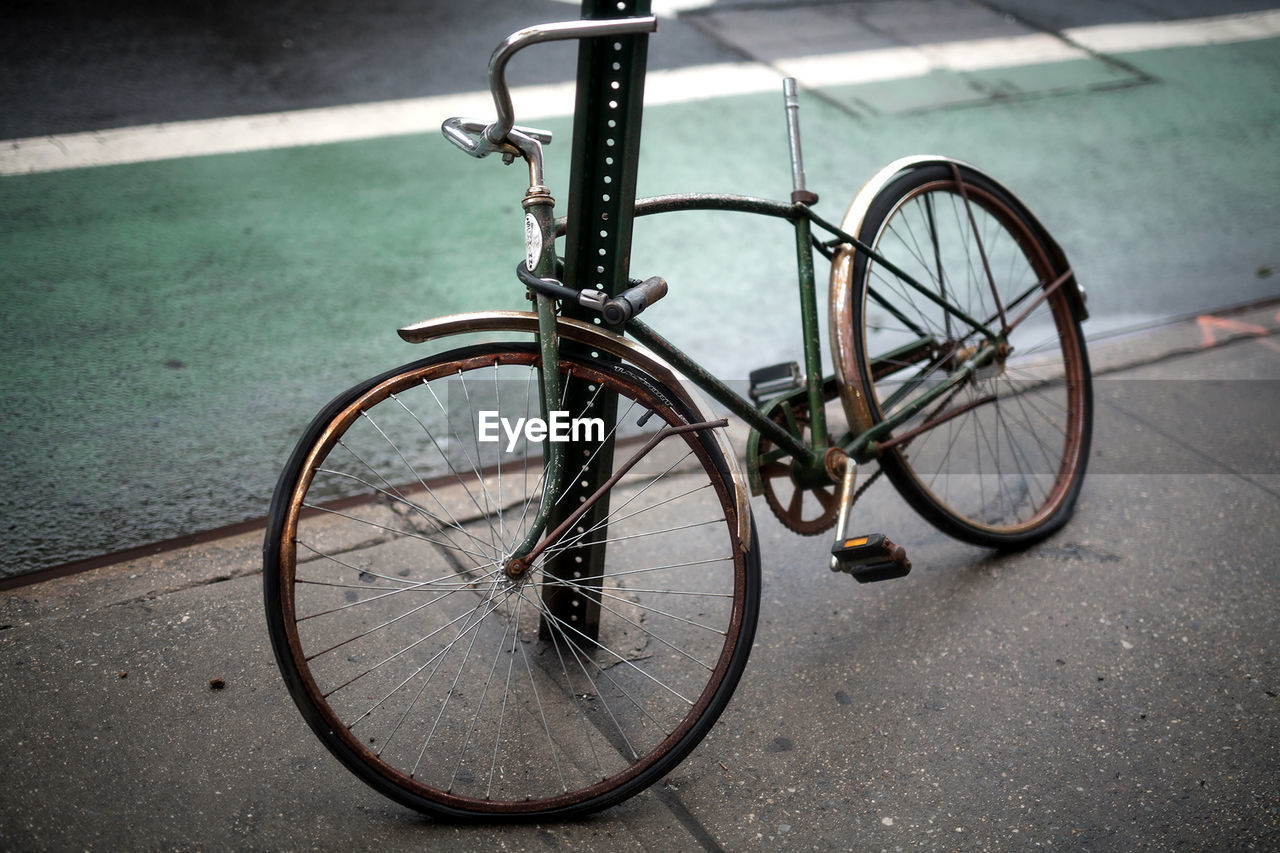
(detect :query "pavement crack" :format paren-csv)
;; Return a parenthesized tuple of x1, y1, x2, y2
(107, 564, 262, 607)
(1034, 542, 1121, 562)
(974, 0, 1158, 85)
(1091, 325, 1280, 378)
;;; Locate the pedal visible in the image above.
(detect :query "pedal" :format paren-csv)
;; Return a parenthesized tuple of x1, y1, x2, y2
(830, 533, 911, 583)
(748, 361, 803, 402)
(826, 455, 912, 582)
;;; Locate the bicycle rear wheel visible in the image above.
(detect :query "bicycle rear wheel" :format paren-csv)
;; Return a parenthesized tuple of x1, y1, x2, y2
(264, 342, 758, 819)
(847, 163, 1092, 548)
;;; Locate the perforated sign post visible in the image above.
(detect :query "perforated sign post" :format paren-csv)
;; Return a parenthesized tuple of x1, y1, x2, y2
(540, 0, 652, 647)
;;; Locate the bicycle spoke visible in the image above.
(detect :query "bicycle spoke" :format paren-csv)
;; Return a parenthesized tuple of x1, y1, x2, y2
(540, 480, 714, 565)
(520, 586, 659, 760)
(522, 585, 697, 707)
(303, 570, 503, 663)
(377, 580, 506, 762)
(300, 495, 490, 565)
(853, 168, 1088, 537)
(350, 408, 500, 563)
(267, 346, 754, 815)
(544, 574, 732, 640)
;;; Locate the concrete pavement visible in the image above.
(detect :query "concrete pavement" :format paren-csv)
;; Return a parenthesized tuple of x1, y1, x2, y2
(2, 303, 1277, 851)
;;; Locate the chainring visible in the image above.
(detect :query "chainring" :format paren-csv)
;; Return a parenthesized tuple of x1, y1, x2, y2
(753, 405, 841, 536)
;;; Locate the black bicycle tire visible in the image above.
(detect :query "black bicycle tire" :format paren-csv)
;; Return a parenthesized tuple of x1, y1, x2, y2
(263, 341, 760, 820)
(849, 164, 1093, 549)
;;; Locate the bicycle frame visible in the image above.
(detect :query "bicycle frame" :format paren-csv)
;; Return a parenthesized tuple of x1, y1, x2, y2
(485, 188, 1008, 559)
(430, 10, 1084, 566)
(606, 195, 1001, 464)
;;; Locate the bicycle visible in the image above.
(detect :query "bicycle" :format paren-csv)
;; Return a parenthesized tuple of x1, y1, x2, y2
(264, 9, 1092, 821)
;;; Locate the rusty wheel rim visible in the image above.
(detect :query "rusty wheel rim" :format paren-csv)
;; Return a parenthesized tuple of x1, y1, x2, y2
(269, 347, 753, 815)
(855, 176, 1089, 536)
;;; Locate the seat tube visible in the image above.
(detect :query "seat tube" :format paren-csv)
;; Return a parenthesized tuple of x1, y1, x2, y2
(795, 214, 829, 453)
(782, 78, 828, 454)
(540, 0, 652, 648)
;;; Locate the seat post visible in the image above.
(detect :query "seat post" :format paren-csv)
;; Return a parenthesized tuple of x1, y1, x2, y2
(540, 0, 653, 647)
(782, 78, 818, 206)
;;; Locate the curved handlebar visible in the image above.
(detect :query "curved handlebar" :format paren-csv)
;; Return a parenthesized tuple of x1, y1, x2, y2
(486, 16, 657, 146)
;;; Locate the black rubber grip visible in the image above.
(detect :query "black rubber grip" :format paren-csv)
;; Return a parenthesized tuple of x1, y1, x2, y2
(603, 276, 668, 325)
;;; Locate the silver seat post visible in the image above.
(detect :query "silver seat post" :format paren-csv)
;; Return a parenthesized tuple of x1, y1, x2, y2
(782, 78, 818, 205)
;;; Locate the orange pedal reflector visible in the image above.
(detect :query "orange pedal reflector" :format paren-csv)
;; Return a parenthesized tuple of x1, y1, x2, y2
(830, 533, 911, 583)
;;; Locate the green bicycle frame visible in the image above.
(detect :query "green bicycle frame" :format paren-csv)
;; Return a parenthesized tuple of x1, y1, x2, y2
(506, 187, 1007, 565)
(618, 194, 999, 475)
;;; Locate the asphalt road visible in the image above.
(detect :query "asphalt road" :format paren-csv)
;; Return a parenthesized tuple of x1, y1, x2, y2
(1, 2, 1278, 574)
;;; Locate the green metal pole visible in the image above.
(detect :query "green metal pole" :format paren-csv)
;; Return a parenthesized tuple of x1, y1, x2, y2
(540, 0, 652, 647)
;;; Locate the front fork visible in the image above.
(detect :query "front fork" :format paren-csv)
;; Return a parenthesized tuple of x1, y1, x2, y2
(508, 182, 567, 564)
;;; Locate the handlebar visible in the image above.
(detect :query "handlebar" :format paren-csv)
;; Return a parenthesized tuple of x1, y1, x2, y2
(443, 15, 658, 160)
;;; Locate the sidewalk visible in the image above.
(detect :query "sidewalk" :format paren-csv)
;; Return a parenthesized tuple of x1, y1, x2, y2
(2, 304, 1277, 851)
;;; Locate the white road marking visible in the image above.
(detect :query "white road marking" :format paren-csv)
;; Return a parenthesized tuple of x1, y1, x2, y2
(1065, 10, 1280, 52)
(549, 0, 720, 12)
(3, 9, 1278, 176)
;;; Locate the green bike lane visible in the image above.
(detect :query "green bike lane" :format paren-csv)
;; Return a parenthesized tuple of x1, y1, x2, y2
(2, 32, 1279, 577)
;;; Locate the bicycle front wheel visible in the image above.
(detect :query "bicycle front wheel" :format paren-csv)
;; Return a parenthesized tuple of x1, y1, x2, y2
(264, 342, 759, 819)
(848, 163, 1092, 548)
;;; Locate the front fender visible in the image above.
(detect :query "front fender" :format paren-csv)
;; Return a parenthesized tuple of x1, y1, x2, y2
(398, 310, 753, 552)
